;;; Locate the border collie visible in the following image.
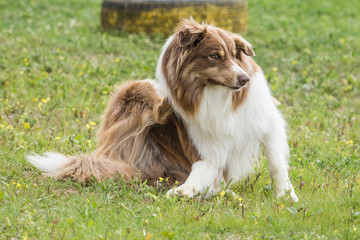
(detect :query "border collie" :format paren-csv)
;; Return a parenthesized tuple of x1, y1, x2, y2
(28, 19, 298, 201)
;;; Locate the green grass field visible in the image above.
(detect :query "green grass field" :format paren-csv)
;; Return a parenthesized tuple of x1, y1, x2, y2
(1, 0, 359, 239)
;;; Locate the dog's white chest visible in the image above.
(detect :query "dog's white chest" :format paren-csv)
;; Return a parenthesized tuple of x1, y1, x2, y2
(185, 72, 274, 175)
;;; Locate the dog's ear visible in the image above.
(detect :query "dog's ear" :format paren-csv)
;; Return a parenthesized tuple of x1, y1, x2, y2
(177, 19, 207, 48)
(232, 34, 255, 58)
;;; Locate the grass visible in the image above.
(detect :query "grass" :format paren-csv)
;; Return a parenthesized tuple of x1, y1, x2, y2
(0, 0, 359, 239)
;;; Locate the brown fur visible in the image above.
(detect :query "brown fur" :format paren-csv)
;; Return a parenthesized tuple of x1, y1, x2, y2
(55, 80, 199, 186)
(162, 19, 257, 117)
(36, 19, 270, 187)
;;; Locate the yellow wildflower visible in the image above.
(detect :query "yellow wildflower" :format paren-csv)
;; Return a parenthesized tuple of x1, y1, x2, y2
(89, 121, 96, 126)
(219, 190, 225, 197)
(24, 123, 30, 129)
(159, 177, 164, 183)
(345, 140, 353, 146)
(145, 233, 152, 240)
(41, 98, 50, 103)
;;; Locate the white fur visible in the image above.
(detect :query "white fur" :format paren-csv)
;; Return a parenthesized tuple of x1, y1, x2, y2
(158, 36, 298, 201)
(231, 60, 248, 78)
(27, 152, 69, 177)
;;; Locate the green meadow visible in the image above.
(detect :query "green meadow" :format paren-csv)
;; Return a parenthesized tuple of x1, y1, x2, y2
(0, 0, 359, 239)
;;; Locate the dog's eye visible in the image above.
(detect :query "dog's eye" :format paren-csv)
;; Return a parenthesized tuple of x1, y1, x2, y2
(209, 54, 221, 60)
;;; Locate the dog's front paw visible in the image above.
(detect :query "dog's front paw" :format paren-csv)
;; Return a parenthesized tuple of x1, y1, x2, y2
(276, 181, 298, 202)
(166, 184, 197, 198)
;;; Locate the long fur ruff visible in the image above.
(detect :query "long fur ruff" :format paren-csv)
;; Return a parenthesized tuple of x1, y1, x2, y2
(27, 19, 298, 201)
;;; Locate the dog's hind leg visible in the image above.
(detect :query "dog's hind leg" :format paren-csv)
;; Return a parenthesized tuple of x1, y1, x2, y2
(28, 80, 173, 183)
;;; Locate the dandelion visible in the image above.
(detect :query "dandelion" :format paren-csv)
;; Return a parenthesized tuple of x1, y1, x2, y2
(24, 123, 30, 129)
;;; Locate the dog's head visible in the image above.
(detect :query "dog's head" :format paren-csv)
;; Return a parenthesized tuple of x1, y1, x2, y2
(157, 19, 259, 118)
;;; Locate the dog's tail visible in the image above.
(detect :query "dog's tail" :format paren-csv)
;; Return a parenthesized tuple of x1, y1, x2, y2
(26, 152, 135, 182)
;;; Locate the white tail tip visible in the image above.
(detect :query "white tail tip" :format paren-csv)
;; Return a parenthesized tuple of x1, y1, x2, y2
(27, 152, 69, 177)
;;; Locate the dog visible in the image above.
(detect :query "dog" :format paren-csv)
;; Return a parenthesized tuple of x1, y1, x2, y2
(27, 19, 298, 201)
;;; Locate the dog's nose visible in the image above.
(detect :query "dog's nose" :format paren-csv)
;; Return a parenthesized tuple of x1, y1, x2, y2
(237, 74, 250, 86)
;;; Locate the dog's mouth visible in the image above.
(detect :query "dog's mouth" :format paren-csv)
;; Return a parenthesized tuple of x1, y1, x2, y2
(207, 78, 243, 91)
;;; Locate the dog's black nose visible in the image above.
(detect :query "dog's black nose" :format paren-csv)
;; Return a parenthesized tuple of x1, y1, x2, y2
(237, 74, 250, 86)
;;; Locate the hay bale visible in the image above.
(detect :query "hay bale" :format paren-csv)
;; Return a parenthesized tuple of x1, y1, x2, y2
(101, 0, 248, 35)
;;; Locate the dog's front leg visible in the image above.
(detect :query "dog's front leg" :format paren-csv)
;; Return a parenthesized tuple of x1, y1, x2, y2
(262, 118, 298, 202)
(167, 160, 219, 197)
